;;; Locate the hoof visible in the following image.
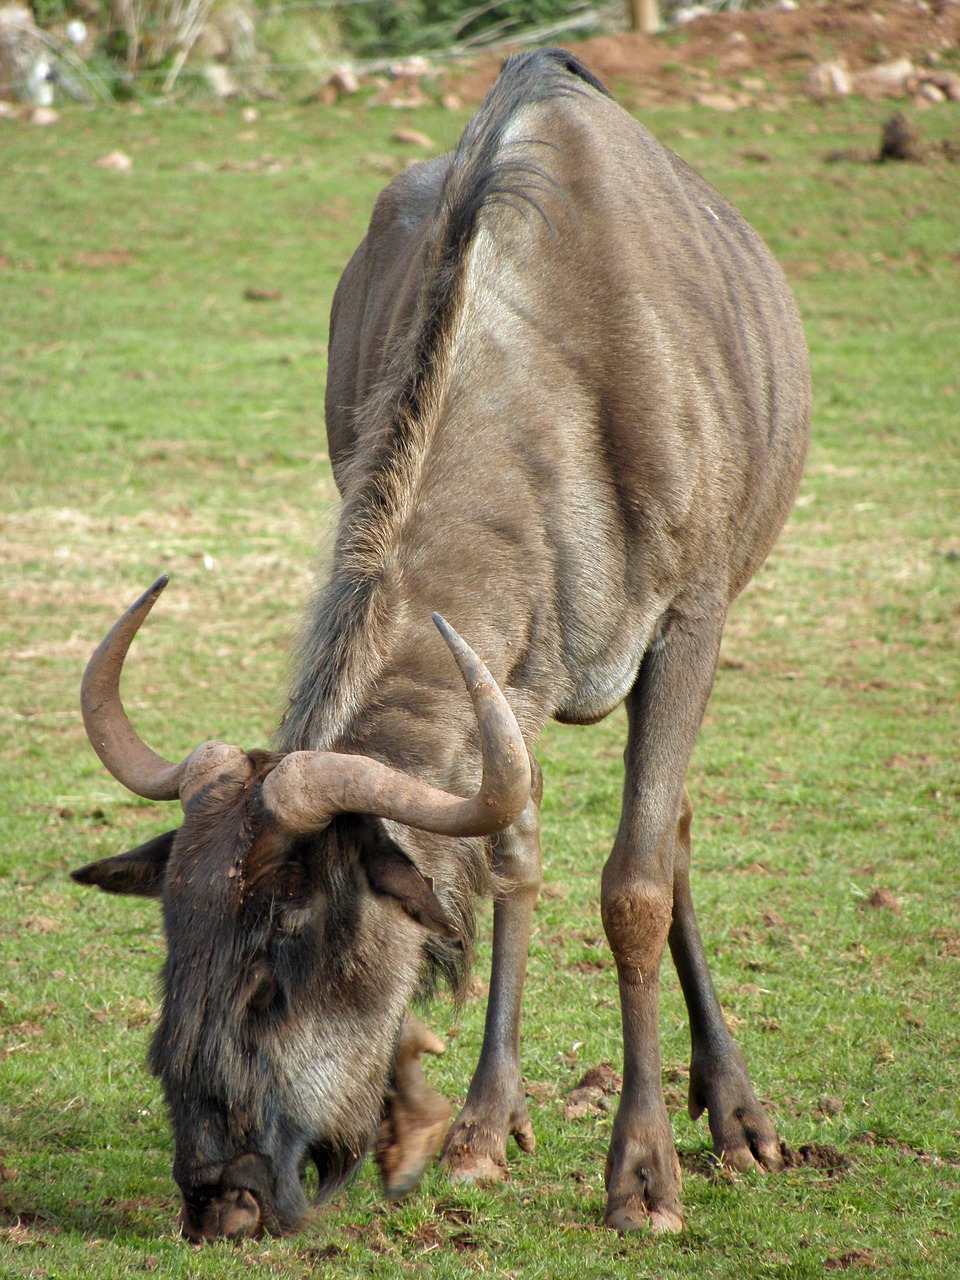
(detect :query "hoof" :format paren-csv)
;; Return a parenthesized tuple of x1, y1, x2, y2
(444, 1151, 506, 1186)
(605, 1199, 683, 1235)
(376, 1092, 452, 1202)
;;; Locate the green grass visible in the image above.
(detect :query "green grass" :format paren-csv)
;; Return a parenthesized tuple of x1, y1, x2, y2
(2, 92, 959, 1278)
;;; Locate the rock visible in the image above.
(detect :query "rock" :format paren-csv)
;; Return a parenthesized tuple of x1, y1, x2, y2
(391, 128, 433, 148)
(204, 63, 237, 99)
(26, 55, 54, 105)
(377, 82, 431, 109)
(389, 55, 431, 79)
(327, 66, 359, 97)
(915, 82, 946, 104)
(674, 5, 712, 26)
(804, 61, 852, 99)
(95, 149, 132, 169)
(853, 58, 914, 99)
(918, 69, 960, 101)
(30, 105, 58, 125)
(693, 90, 740, 111)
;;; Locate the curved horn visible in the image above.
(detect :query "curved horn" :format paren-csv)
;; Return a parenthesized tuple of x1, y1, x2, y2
(81, 576, 189, 801)
(262, 615, 531, 838)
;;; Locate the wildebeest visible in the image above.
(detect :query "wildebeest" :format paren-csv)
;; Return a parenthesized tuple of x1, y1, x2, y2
(73, 48, 810, 1238)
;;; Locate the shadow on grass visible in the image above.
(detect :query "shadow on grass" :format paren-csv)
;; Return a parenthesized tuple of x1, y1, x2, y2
(0, 1184, 175, 1242)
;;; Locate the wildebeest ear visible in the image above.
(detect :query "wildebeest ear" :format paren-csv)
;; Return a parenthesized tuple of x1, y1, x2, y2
(361, 839, 460, 940)
(71, 828, 177, 898)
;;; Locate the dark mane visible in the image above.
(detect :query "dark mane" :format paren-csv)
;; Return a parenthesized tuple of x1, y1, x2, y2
(362, 46, 610, 453)
(280, 49, 609, 752)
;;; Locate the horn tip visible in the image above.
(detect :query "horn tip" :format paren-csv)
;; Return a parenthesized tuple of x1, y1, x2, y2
(432, 612, 454, 645)
(131, 574, 169, 615)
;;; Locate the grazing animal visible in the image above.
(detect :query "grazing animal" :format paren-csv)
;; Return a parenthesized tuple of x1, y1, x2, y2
(73, 47, 810, 1238)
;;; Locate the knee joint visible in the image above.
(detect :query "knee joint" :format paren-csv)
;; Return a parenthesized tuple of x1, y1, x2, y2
(602, 882, 673, 978)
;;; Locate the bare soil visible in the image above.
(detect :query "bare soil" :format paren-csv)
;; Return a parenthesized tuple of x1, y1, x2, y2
(447, 0, 960, 107)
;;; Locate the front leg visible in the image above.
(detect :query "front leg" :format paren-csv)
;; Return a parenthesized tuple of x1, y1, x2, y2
(602, 870, 683, 1234)
(601, 606, 730, 1233)
(442, 763, 542, 1183)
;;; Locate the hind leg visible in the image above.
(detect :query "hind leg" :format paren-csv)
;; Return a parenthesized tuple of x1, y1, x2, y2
(376, 1013, 453, 1201)
(669, 789, 782, 1172)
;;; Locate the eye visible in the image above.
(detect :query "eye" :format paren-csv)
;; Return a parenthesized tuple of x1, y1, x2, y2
(276, 890, 327, 940)
(278, 905, 314, 937)
(244, 961, 279, 1013)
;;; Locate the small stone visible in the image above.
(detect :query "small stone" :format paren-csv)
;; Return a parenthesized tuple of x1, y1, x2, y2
(328, 67, 359, 96)
(392, 128, 433, 148)
(804, 61, 852, 99)
(853, 59, 914, 99)
(95, 149, 132, 170)
(693, 91, 740, 112)
(204, 64, 237, 99)
(916, 81, 947, 103)
(390, 55, 431, 79)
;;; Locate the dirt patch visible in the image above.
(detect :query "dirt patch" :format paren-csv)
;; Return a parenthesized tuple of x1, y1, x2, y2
(563, 1061, 622, 1119)
(576, 1061, 622, 1092)
(72, 249, 135, 269)
(683, 1139, 851, 1180)
(0, 1205, 61, 1239)
(825, 1248, 886, 1273)
(933, 927, 960, 957)
(780, 1140, 852, 1175)
(445, 1, 960, 108)
(852, 1132, 960, 1167)
(861, 886, 901, 915)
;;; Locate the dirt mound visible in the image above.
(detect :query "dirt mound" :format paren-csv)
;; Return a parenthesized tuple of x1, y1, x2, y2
(780, 1140, 851, 1174)
(447, 0, 960, 108)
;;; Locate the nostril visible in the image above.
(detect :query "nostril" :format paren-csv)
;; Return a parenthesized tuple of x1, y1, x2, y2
(183, 1187, 262, 1242)
(216, 1187, 262, 1240)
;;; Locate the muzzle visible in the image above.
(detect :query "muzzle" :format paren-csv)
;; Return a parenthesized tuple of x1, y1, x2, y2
(179, 1153, 273, 1242)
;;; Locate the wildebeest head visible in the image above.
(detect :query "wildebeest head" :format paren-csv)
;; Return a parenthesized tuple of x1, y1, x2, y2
(72, 578, 530, 1240)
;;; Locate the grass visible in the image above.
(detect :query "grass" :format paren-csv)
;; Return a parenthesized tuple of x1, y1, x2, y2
(2, 89, 959, 1279)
